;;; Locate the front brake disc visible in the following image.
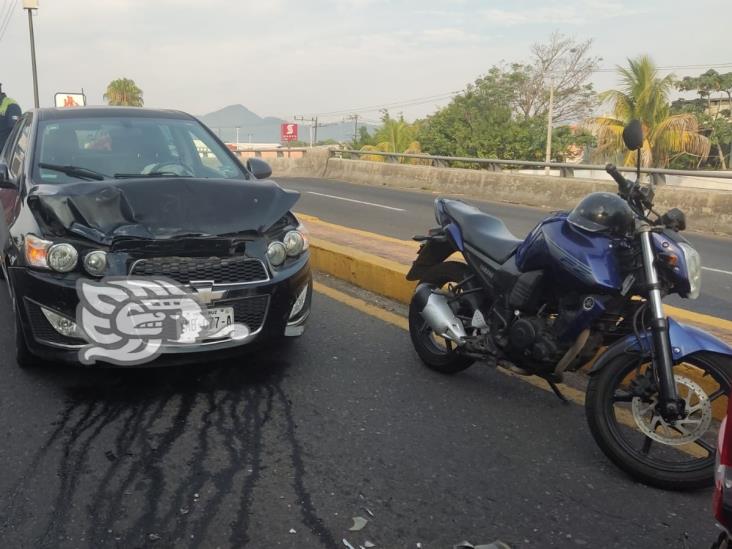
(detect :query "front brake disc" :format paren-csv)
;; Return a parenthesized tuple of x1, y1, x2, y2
(631, 375, 713, 446)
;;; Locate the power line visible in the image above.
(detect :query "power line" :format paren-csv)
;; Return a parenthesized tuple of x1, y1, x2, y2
(309, 91, 461, 118)
(305, 61, 732, 119)
(0, 0, 18, 42)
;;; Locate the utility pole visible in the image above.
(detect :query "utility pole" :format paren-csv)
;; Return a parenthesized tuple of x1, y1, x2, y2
(345, 114, 360, 143)
(294, 116, 337, 147)
(294, 115, 317, 147)
(544, 79, 555, 176)
(235, 126, 240, 147)
(23, 0, 40, 108)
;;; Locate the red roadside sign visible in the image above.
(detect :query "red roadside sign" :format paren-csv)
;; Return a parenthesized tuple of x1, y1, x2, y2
(281, 123, 298, 143)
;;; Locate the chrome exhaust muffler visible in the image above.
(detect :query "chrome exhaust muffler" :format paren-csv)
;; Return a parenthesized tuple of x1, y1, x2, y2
(413, 284, 467, 344)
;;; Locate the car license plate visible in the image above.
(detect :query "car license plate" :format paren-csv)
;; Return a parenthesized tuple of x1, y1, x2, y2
(204, 306, 235, 331)
(178, 306, 235, 340)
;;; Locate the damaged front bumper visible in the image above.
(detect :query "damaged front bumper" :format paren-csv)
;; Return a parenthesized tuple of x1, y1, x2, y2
(9, 253, 312, 366)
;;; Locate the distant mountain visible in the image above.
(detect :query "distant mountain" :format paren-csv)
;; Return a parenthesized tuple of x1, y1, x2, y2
(197, 104, 377, 145)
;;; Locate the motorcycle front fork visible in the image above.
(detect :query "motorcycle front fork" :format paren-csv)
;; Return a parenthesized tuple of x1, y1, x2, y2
(639, 226, 683, 420)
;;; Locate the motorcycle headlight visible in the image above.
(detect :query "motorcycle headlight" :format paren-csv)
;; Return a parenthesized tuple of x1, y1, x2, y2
(679, 242, 701, 299)
(434, 198, 444, 225)
(267, 241, 287, 267)
(47, 243, 78, 273)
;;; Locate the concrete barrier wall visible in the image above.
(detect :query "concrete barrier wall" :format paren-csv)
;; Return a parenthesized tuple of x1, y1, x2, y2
(271, 154, 732, 236)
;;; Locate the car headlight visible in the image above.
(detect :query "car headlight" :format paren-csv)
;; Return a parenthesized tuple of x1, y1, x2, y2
(283, 230, 305, 257)
(47, 243, 78, 273)
(267, 241, 287, 266)
(84, 251, 107, 276)
(25, 234, 52, 268)
(679, 242, 701, 299)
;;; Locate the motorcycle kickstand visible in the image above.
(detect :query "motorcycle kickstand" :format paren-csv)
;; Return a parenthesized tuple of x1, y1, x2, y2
(544, 378, 570, 405)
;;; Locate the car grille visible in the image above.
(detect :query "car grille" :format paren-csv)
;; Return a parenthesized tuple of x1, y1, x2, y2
(226, 295, 270, 333)
(24, 300, 86, 347)
(130, 256, 268, 285)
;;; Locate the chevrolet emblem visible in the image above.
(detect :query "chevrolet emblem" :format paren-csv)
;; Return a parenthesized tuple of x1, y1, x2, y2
(189, 281, 226, 305)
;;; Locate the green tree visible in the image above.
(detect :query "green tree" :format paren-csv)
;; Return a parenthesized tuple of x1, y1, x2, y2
(359, 111, 423, 162)
(351, 126, 375, 149)
(103, 78, 144, 107)
(589, 56, 710, 168)
(417, 67, 590, 163)
(677, 69, 732, 169)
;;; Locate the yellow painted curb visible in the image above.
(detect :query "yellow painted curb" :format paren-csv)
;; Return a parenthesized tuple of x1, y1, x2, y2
(309, 238, 417, 304)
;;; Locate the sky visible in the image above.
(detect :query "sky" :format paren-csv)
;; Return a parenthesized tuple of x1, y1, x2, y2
(0, 0, 730, 123)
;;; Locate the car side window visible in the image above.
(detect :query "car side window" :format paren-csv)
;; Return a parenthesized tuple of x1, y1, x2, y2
(8, 117, 32, 177)
(1, 115, 25, 163)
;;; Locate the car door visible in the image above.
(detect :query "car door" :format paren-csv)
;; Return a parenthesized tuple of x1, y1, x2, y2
(0, 113, 31, 226)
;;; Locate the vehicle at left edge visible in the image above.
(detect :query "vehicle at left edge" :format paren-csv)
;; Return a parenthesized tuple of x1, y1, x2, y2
(0, 106, 312, 367)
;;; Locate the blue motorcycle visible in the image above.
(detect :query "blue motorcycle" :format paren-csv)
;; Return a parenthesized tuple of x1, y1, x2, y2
(406, 120, 732, 490)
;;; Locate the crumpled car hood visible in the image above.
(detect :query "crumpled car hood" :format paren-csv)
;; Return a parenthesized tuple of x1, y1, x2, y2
(27, 177, 300, 244)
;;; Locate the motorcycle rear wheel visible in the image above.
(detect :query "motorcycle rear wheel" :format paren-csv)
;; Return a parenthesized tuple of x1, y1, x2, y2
(408, 261, 476, 374)
(585, 351, 732, 490)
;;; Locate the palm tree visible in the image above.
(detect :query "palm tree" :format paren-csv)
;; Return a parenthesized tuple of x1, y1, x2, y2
(589, 56, 709, 167)
(103, 78, 144, 107)
(360, 112, 426, 164)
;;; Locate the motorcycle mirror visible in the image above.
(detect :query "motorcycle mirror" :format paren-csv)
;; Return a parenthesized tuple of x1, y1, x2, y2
(622, 120, 644, 151)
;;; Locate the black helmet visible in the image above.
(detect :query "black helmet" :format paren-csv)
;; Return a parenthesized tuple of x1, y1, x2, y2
(568, 192, 634, 237)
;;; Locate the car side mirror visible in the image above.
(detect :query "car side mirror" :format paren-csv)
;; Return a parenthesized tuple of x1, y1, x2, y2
(622, 119, 644, 151)
(0, 163, 15, 189)
(246, 158, 272, 180)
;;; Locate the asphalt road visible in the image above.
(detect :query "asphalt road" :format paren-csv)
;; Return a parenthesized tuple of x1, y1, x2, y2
(278, 177, 732, 321)
(0, 282, 716, 548)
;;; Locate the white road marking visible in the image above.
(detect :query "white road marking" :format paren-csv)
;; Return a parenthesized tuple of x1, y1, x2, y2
(703, 266, 732, 276)
(306, 191, 406, 212)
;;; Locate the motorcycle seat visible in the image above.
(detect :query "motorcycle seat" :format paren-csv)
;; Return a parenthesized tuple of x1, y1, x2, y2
(443, 200, 522, 263)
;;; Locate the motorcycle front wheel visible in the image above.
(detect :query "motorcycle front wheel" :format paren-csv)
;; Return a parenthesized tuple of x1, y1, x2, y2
(585, 351, 732, 490)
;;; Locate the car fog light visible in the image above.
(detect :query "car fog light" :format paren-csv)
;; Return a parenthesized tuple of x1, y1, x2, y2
(283, 230, 305, 257)
(84, 251, 107, 276)
(267, 241, 287, 266)
(41, 307, 80, 338)
(289, 284, 310, 320)
(47, 243, 78, 272)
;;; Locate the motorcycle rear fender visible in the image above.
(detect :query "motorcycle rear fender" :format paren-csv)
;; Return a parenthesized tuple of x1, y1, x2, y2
(406, 237, 456, 281)
(589, 317, 732, 374)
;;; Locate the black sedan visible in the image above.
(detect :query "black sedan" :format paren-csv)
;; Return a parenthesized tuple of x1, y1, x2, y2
(0, 107, 311, 367)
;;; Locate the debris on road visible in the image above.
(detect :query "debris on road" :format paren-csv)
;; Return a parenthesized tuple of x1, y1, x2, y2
(349, 516, 368, 531)
(364, 542, 376, 548)
(343, 539, 356, 549)
(454, 541, 512, 549)
(289, 528, 297, 534)
(147, 533, 161, 542)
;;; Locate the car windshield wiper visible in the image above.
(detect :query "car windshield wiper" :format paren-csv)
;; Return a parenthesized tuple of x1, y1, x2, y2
(39, 163, 107, 181)
(114, 172, 193, 179)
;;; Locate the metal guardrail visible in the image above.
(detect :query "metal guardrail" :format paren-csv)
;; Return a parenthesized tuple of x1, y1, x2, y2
(333, 149, 732, 182)
(232, 147, 310, 158)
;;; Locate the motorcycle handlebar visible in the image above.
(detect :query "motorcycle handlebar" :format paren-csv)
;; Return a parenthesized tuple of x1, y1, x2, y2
(605, 163, 630, 195)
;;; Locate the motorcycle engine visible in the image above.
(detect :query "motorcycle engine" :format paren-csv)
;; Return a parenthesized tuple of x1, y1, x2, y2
(507, 316, 561, 366)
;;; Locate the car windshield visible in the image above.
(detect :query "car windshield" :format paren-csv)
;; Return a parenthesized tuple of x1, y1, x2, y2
(34, 116, 246, 182)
